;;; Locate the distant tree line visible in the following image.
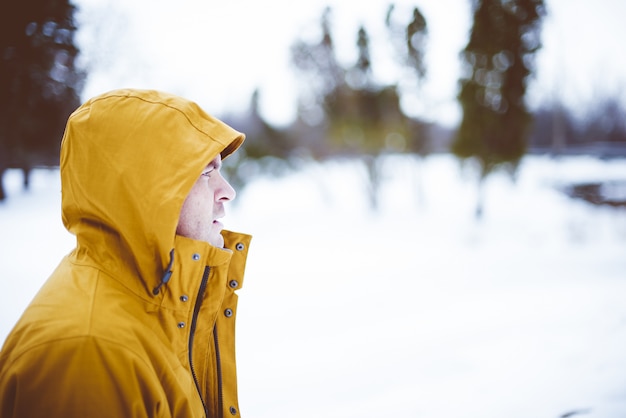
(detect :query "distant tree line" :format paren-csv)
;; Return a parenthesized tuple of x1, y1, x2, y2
(225, 1, 549, 212)
(224, 0, 626, 214)
(223, 5, 432, 209)
(2, 0, 626, 207)
(530, 97, 626, 155)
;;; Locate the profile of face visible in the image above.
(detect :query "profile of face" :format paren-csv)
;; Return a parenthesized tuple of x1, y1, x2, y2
(176, 155, 236, 248)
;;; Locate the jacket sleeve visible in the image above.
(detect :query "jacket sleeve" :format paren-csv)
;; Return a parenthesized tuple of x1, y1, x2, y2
(0, 336, 171, 418)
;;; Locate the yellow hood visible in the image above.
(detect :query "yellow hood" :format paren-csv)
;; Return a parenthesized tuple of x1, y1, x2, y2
(60, 88, 245, 298)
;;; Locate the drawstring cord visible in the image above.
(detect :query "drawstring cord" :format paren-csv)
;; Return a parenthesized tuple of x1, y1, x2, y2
(153, 248, 175, 295)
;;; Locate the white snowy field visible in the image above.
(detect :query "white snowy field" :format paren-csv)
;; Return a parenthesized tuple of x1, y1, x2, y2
(1, 154, 625, 418)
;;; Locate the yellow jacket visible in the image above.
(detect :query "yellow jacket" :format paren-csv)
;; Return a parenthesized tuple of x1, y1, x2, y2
(0, 89, 252, 418)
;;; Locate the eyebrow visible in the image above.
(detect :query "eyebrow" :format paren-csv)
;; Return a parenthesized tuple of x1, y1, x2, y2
(207, 157, 222, 171)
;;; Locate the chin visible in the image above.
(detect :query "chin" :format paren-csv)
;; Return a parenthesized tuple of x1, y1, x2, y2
(209, 236, 224, 248)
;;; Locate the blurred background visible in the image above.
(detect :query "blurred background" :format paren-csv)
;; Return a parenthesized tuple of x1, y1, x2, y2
(1, 1, 626, 417)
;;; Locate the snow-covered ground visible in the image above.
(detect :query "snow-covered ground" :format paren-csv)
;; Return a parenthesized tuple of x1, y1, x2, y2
(1, 154, 625, 418)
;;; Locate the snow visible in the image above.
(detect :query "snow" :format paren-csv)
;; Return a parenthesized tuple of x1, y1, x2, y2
(1, 154, 625, 418)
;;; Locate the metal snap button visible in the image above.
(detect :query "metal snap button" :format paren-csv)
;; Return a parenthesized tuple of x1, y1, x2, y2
(224, 308, 233, 318)
(180, 295, 189, 302)
(235, 243, 245, 251)
(192, 253, 200, 261)
(229, 406, 237, 415)
(229, 280, 239, 288)
(177, 322, 186, 328)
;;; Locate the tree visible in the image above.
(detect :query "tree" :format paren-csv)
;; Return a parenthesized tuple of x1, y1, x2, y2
(452, 0, 544, 217)
(386, 4, 430, 207)
(0, 0, 84, 201)
(385, 4, 428, 90)
(291, 10, 409, 209)
(290, 6, 345, 153)
(331, 26, 409, 209)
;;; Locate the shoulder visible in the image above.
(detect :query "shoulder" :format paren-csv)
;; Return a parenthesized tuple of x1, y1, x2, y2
(0, 335, 166, 417)
(2, 334, 156, 382)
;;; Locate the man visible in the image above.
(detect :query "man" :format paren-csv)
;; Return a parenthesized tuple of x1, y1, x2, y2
(0, 89, 252, 417)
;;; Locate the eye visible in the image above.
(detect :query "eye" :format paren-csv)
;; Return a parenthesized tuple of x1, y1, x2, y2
(201, 170, 213, 178)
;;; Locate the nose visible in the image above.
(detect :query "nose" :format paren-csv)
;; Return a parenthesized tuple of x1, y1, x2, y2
(216, 172, 236, 202)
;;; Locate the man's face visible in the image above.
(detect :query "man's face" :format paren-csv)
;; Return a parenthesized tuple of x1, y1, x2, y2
(176, 155, 235, 247)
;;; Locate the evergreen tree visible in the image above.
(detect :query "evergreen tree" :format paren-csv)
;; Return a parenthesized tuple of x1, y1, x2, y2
(291, 10, 408, 209)
(386, 4, 428, 86)
(452, 0, 544, 217)
(0, 0, 84, 200)
(385, 4, 431, 208)
(291, 6, 345, 142)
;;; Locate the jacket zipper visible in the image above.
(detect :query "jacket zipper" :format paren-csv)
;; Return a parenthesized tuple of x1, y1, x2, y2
(189, 266, 211, 416)
(213, 325, 224, 417)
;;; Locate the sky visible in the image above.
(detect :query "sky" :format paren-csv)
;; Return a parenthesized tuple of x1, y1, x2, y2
(1, 155, 626, 417)
(72, 0, 626, 127)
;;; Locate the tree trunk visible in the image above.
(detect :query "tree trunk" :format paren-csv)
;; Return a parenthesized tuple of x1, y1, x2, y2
(363, 155, 380, 211)
(0, 168, 6, 201)
(475, 176, 485, 220)
(22, 166, 31, 191)
(413, 154, 425, 210)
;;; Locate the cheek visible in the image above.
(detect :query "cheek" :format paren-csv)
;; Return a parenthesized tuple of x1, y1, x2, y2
(181, 191, 213, 223)
(178, 188, 198, 225)
(176, 200, 193, 235)
(177, 202, 209, 238)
